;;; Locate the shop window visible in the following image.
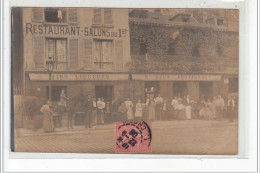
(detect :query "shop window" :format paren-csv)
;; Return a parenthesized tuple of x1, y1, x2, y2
(229, 78, 238, 93)
(145, 82, 159, 100)
(44, 8, 66, 23)
(217, 19, 224, 25)
(93, 8, 113, 25)
(139, 43, 147, 55)
(46, 38, 68, 70)
(192, 46, 200, 57)
(46, 86, 67, 101)
(94, 40, 113, 69)
(168, 43, 176, 55)
(173, 82, 187, 98)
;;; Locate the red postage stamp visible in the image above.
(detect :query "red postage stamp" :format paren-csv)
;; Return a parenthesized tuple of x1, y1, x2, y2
(115, 122, 152, 153)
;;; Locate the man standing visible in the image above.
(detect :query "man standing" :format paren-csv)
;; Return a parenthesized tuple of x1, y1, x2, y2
(84, 94, 93, 128)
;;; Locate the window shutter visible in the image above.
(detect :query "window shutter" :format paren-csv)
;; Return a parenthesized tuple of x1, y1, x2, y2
(115, 40, 124, 70)
(93, 8, 102, 24)
(32, 8, 44, 21)
(33, 37, 45, 68)
(83, 39, 93, 69)
(104, 8, 113, 25)
(69, 39, 78, 69)
(68, 8, 77, 23)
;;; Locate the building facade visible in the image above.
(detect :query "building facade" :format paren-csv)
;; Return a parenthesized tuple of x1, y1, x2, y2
(15, 8, 238, 104)
(128, 9, 238, 102)
(21, 8, 131, 102)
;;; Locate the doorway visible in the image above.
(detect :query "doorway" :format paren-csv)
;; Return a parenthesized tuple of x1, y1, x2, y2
(95, 85, 114, 102)
(46, 86, 67, 101)
(199, 82, 213, 100)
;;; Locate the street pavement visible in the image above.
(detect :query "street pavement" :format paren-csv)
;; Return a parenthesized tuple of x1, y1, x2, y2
(14, 119, 238, 154)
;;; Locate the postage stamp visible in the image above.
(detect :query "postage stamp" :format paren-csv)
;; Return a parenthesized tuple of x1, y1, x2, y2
(115, 122, 152, 153)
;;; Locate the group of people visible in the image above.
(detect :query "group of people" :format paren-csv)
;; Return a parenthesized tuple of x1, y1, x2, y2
(39, 88, 237, 133)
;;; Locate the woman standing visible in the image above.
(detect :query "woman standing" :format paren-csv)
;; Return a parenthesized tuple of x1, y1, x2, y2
(124, 97, 134, 121)
(135, 99, 143, 121)
(40, 100, 54, 132)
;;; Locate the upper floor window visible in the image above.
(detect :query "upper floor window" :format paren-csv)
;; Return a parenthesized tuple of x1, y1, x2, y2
(192, 46, 200, 57)
(44, 8, 67, 23)
(46, 38, 68, 70)
(182, 17, 189, 23)
(94, 40, 113, 69)
(216, 45, 223, 56)
(93, 8, 113, 25)
(168, 43, 176, 55)
(217, 19, 224, 25)
(139, 43, 148, 55)
(32, 8, 77, 24)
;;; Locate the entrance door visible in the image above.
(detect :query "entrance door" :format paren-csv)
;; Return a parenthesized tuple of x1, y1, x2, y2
(199, 82, 213, 100)
(173, 82, 187, 98)
(46, 86, 67, 101)
(95, 85, 114, 102)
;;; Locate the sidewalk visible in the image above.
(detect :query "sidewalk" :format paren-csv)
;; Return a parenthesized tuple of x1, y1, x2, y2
(15, 119, 238, 138)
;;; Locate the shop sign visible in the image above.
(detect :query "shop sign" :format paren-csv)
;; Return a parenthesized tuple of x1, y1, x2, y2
(29, 73, 129, 81)
(132, 74, 221, 81)
(25, 23, 128, 38)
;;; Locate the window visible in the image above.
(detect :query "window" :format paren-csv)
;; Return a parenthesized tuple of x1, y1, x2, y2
(217, 19, 224, 25)
(216, 45, 223, 56)
(93, 8, 113, 25)
(46, 38, 68, 70)
(44, 8, 66, 23)
(168, 43, 176, 55)
(182, 17, 189, 22)
(139, 43, 147, 55)
(192, 46, 200, 57)
(94, 40, 113, 69)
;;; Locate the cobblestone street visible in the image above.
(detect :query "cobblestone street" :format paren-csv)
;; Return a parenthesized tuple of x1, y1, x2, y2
(14, 119, 238, 154)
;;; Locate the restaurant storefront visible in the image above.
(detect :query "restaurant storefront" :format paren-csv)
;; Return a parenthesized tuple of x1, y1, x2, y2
(132, 74, 234, 102)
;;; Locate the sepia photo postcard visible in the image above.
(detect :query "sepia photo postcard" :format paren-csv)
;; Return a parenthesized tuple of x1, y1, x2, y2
(12, 7, 239, 154)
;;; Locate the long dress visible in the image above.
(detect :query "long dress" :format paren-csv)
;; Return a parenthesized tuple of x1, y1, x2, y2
(40, 104, 54, 132)
(148, 99, 156, 121)
(124, 100, 134, 120)
(135, 103, 143, 120)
